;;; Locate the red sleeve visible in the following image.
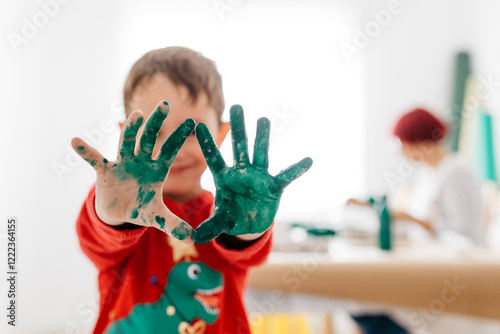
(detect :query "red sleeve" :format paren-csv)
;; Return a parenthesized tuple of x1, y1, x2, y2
(76, 185, 147, 271)
(209, 227, 273, 270)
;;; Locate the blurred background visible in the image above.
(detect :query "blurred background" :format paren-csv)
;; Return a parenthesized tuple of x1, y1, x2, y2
(1, 0, 500, 333)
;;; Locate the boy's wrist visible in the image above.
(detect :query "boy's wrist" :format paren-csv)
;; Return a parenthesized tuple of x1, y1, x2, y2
(216, 231, 266, 250)
(94, 197, 125, 226)
(233, 232, 266, 241)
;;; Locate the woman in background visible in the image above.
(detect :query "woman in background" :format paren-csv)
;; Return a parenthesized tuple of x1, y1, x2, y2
(350, 108, 484, 246)
(349, 108, 484, 334)
(390, 108, 484, 246)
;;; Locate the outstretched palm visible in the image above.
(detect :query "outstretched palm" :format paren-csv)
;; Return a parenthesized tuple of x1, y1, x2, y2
(72, 101, 195, 243)
(193, 105, 313, 244)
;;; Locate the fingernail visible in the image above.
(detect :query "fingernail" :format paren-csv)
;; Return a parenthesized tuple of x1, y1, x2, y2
(76, 146, 86, 154)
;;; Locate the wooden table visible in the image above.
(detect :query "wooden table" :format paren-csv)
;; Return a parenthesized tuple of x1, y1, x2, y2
(248, 239, 500, 320)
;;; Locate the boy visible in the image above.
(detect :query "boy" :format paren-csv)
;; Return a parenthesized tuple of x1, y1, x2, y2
(72, 46, 312, 333)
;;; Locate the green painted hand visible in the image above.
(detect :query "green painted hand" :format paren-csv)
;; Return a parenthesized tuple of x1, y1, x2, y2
(193, 105, 313, 244)
(72, 101, 195, 243)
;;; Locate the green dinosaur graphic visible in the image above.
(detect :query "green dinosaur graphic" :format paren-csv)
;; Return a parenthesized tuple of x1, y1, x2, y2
(105, 262, 223, 333)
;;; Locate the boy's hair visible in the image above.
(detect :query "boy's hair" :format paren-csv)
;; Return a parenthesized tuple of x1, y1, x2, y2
(123, 46, 224, 121)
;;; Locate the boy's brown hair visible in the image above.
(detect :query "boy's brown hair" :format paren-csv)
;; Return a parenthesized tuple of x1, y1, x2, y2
(123, 46, 224, 121)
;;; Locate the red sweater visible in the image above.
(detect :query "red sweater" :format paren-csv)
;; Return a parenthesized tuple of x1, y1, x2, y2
(76, 185, 272, 334)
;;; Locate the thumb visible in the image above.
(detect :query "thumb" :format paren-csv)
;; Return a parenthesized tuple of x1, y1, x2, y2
(193, 211, 233, 244)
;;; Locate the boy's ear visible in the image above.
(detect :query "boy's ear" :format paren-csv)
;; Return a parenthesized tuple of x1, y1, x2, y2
(215, 122, 230, 147)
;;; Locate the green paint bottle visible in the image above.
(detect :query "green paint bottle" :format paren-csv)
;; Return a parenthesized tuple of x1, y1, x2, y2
(379, 202, 392, 251)
(368, 196, 392, 251)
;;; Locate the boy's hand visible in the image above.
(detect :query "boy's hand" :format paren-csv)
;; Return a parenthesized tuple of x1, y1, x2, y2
(71, 101, 196, 243)
(193, 105, 313, 244)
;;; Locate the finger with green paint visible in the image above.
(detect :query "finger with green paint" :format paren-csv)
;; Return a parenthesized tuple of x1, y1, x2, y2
(193, 104, 313, 244)
(71, 101, 195, 243)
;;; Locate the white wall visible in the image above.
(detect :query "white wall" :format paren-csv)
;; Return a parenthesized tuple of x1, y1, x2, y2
(359, 0, 500, 195)
(1, 1, 130, 333)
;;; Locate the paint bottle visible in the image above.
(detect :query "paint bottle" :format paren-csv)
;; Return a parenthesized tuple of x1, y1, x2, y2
(368, 196, 392, 251)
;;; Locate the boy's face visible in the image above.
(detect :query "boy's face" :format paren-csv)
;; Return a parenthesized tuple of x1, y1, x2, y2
(128, 74, 228, 202)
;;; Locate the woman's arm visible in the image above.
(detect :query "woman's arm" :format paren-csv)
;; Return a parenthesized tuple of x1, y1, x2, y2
(391, 210, 435, 234)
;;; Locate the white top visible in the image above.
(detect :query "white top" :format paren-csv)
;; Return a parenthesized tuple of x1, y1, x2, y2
(407, 154, 485, 246)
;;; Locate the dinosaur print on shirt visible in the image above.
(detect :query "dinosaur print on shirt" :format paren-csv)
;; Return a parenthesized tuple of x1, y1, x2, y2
(105, 261, 223, 334)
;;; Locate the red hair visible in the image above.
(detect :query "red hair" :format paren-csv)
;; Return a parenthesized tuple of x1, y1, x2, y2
(393, 108, 448, 143)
